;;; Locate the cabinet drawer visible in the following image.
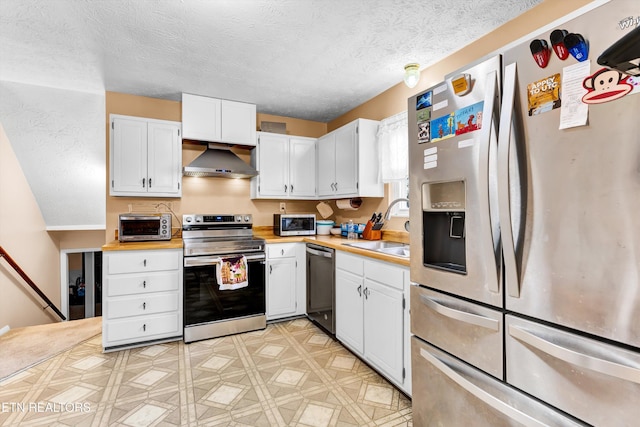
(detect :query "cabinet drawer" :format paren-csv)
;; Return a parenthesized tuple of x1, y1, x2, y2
(336, 251, 364, 276)
(364, 259, 404, 290)
(267, 243, 298, 259)
(411, 285, 503, 379)
(107, 293, 179, 319)
(107, 271, 180, 297)
(105, 312, 181, 344)
(107, 250, 180, 274)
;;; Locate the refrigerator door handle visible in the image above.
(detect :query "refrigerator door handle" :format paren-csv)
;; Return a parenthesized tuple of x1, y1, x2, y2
(420, 294, 500, 331)
(419, 347, 549, 427)
(480, 69, 501, 294)
(509, 324, 640, 384)
(498, 62, 521, 298)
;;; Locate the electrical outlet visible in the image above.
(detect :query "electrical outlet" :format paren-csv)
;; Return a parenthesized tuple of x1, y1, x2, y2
(279, 202, 286, 213)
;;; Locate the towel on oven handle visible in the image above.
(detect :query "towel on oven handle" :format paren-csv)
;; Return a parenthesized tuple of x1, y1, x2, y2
(217, 255, 249, 290)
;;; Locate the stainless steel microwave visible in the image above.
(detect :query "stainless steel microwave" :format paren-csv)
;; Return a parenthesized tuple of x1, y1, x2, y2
(118, 213, 172, 242)
(274, 214, 316, 236)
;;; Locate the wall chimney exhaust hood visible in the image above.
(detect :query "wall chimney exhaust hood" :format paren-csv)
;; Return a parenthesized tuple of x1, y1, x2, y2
(183, 144, 258, 178)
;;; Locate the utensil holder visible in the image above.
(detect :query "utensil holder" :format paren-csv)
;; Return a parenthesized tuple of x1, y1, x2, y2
(362, 221, 381, 240)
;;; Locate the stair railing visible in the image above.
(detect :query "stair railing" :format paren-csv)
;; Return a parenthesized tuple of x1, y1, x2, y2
(0, 246, 66, 321)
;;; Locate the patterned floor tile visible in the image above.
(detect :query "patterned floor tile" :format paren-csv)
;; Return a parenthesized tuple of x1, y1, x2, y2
(0, 318, 411, 426)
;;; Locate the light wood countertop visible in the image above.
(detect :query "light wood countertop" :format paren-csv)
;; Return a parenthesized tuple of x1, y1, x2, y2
(101, 232, 409, 266)
(253, 230, 410, 267)
(102, 238, 183, 251)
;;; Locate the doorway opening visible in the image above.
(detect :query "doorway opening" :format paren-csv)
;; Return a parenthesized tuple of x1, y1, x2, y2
(61, 249, 102, 320)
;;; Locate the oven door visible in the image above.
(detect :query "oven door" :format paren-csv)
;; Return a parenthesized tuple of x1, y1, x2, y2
(183, 252, 266, 328)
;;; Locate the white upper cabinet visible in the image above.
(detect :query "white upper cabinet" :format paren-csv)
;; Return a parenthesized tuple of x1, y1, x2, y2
(110, 114, 182, 198)
(317, 118, 383, 199)
(251, 132, 317, 199)
(181, 94, 221, 142)
(289, 137, 317, 198)
(181, 93, 256, 146)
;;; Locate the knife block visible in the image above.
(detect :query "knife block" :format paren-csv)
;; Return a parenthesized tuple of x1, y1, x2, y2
(362, 221, 381, 240)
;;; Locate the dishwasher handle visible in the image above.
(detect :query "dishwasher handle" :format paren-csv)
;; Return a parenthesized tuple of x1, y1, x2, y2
(306, 246, 333, 258)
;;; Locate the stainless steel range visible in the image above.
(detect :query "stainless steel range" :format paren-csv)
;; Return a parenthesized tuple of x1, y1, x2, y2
(182, 214, 266, 343)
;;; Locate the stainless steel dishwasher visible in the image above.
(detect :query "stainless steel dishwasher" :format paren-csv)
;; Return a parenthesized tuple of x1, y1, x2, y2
(306, 244, 335, 334)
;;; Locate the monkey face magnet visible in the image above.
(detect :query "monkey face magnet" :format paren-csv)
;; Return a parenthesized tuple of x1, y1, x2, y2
(582, 68, 632, 104)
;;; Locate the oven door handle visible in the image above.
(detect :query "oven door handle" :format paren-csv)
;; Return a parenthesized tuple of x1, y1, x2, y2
(184, 253, 266, 267)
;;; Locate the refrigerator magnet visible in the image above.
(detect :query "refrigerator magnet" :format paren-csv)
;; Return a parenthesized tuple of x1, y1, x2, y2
(451, 73, 472, 96)
(582, 68, 632, 104)
(527, 74, 561, 116)
(430, 113, 456, 142)
(550, 29, 569, 60)
(564, 33, 589, 62)
(416, 91, 432, 110)
(417, 120, 431, 144)
(530, 39, 551, 68)
(453, 101, 484, 136)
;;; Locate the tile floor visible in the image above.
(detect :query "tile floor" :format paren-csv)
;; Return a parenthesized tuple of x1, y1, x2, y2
(0, 318, 412, 426)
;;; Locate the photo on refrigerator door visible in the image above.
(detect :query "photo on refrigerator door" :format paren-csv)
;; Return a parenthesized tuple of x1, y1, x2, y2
(416, 91, 432, 110)
(430, 113, 455, 142)
(417, 108, 431, 144)
(453, 101, 484, 136)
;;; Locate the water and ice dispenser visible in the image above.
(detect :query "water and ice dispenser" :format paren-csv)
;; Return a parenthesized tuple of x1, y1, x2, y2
(422, 180, 467, 274)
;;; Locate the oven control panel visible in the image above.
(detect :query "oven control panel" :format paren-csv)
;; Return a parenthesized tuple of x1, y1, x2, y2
(183, 214, 252, 225)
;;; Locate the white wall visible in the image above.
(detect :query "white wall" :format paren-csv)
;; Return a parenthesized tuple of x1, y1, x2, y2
(0, 124, 61, 328)
(0, 81, 106, 230)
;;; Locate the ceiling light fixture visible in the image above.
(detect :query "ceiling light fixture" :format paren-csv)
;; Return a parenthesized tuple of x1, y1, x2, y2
(403, 63, 420, 88)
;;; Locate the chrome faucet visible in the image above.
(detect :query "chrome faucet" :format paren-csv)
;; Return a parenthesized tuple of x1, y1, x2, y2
(384, 198, 410, 221)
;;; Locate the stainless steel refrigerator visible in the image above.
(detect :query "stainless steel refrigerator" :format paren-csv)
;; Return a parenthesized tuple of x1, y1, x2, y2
(408, 1, 640, 425)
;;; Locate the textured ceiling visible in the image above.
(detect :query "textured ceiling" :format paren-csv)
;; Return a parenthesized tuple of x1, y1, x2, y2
(0, 0, 542, 122)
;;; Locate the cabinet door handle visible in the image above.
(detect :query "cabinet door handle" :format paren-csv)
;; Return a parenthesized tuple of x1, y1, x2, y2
(269, 265, 273, 274)
(143, 302, 146, 310)
(364, 287, 369, 299)
(149, 178, 152, 188)
(142, 178, 146, 188)
(281, 249, 284, 255)
(143, 280, 146, 288)
(284, 184, 287, 193)
(143, 324, 146, 332)
(143, 259, 147, 267)
(357, 285, 362, 297)
(334, 182, 338, 191)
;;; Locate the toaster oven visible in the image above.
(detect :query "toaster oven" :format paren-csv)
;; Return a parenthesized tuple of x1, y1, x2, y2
(118, 213, 172, 242)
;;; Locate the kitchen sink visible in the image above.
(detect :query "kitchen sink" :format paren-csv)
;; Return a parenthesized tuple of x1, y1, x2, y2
(378, 246, 411, 257)
(344, 240, 410, 258)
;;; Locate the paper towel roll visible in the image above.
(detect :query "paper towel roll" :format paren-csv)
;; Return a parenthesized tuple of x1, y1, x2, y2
(336, 198, 362, 210)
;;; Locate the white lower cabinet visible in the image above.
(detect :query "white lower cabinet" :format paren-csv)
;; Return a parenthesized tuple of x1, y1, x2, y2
(266, 243, 306, 320)
(335, 251, 411, 395)
(102, 248, 183, 351)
